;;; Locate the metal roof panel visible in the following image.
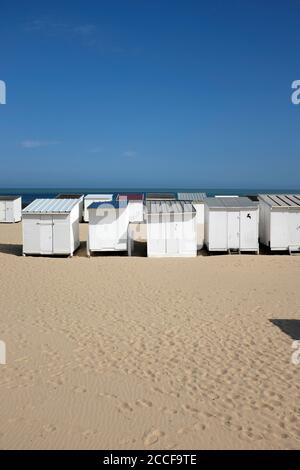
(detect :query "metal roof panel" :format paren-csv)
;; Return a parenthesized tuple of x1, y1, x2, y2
(0, 195, 21, 201)
(146, 192, 176, 200)
(23, 198, 79, 214)
(205, 197, 258, 209)
(146, 200, 195, 214)
(258, 194, 300, 208)
(177, 192, 206, 202)
(117, 193, 144, 201)
(56, 193, 84, 200)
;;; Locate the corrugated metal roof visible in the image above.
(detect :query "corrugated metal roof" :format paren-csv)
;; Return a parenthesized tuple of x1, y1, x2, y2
(177, 192, 206, 202)
(85, 194, 113, 200)
(147, 201, 195, 214)
(146, 192, 176, 200)
(117, 193, 144, 201)
(205, 197, 258, 209)
(56, 193, 84, 199)
(0, 195, 21, 201)
(23, 198, 79, 214)
(246, 195, 259, 201)
(258, 194, 300, 208)
(89, 200, 125, 210)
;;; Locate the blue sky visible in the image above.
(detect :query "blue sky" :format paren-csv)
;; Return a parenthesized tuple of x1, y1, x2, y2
(0, 0, 300, 189)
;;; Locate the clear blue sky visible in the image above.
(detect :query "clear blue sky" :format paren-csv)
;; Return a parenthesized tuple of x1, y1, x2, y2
(0, 0, 300, 189)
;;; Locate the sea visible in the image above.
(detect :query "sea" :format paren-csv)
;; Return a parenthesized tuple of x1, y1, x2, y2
(0, 187, 300, 207)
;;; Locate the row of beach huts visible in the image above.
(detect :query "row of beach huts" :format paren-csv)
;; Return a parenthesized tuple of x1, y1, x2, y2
(1, 192, 300, 257)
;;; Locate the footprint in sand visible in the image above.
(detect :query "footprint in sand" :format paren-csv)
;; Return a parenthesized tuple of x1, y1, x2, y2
(182, 404, 200, 414)
(73, 386, 87, 394)
(144, 429, 164, 447)
(43, 424, 57, 433)
(136, 399, 153, 408)
(119, 402, 133, 412)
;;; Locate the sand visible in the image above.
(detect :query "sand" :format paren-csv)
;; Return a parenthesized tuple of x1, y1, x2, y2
(0, 222, 300, 450)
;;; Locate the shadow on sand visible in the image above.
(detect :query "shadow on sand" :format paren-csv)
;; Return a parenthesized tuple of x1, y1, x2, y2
(270, 319, 300, 340)
(0, 243, 23, 256)
(84, 240, 148, 257)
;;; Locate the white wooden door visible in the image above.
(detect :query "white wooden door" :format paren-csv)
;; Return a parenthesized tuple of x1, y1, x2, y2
(289, 212, 300, 246)
(209, 211, 227, 250)
(53, 215, 69, 253)
(115, 208, 128, 250)
(227, 211, 240, 249)
(102, 211, 117, 249)
(23, 216, 40, 253)
(148, 215, 165, 255)
(240, 210, 258, 250)
(0, 201, 6, 221)
(180, 214, 197, 254)
(166, 216, 179, 255)
(39, 215, 53, 254)
(5, 201, 13, 222)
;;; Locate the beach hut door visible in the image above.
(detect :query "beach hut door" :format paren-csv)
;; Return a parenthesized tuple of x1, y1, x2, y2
(39, 215, 53, 253)
(289, 212, 300, 246)
(227, 211, 240, 249)
(165, 213, 182, 254)
(0, 201, 5, 221)
(5, 201, 13, 221)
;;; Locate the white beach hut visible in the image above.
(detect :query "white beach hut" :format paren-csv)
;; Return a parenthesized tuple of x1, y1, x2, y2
(87, 200, 130, 256)
(22, 199, 80, 256)
(0, 196, 22, 223)
(56, 193, 84, 221)
(117, 193, 144, 222)
(83, 194, 113, 222)
(204, 197, 259, 254)
(258, 194, 300, 254)
(177, 192, 206, 250)
(146, 201, 197, 257)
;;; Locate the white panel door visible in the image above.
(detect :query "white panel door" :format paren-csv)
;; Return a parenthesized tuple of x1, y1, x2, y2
(0, 201, 6, 221)
(240, 210, 258, 250)
(91, 208, 117, 250)
(5, 201, 13, 222)
(39, 215, 53, 254)
(166, 224, 178, 255)
(23, 216, 41, 253)
(101, 211, 117, 249)
(271, 212, 289, 249)
(180, 215, 197, 254)
(166, 215, 179, 255)
(288, 211, 300, 246)
(148, 215, 165, 255)
(208, 211, 227, 250)
(227, 211, 240, 249)
(53, 215, 69, 253)
(115, 208, 128, 250)
(194, 204, 204, 249)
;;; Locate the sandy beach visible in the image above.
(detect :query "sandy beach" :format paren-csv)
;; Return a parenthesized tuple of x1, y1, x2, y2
(0, 222, 300, 450)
